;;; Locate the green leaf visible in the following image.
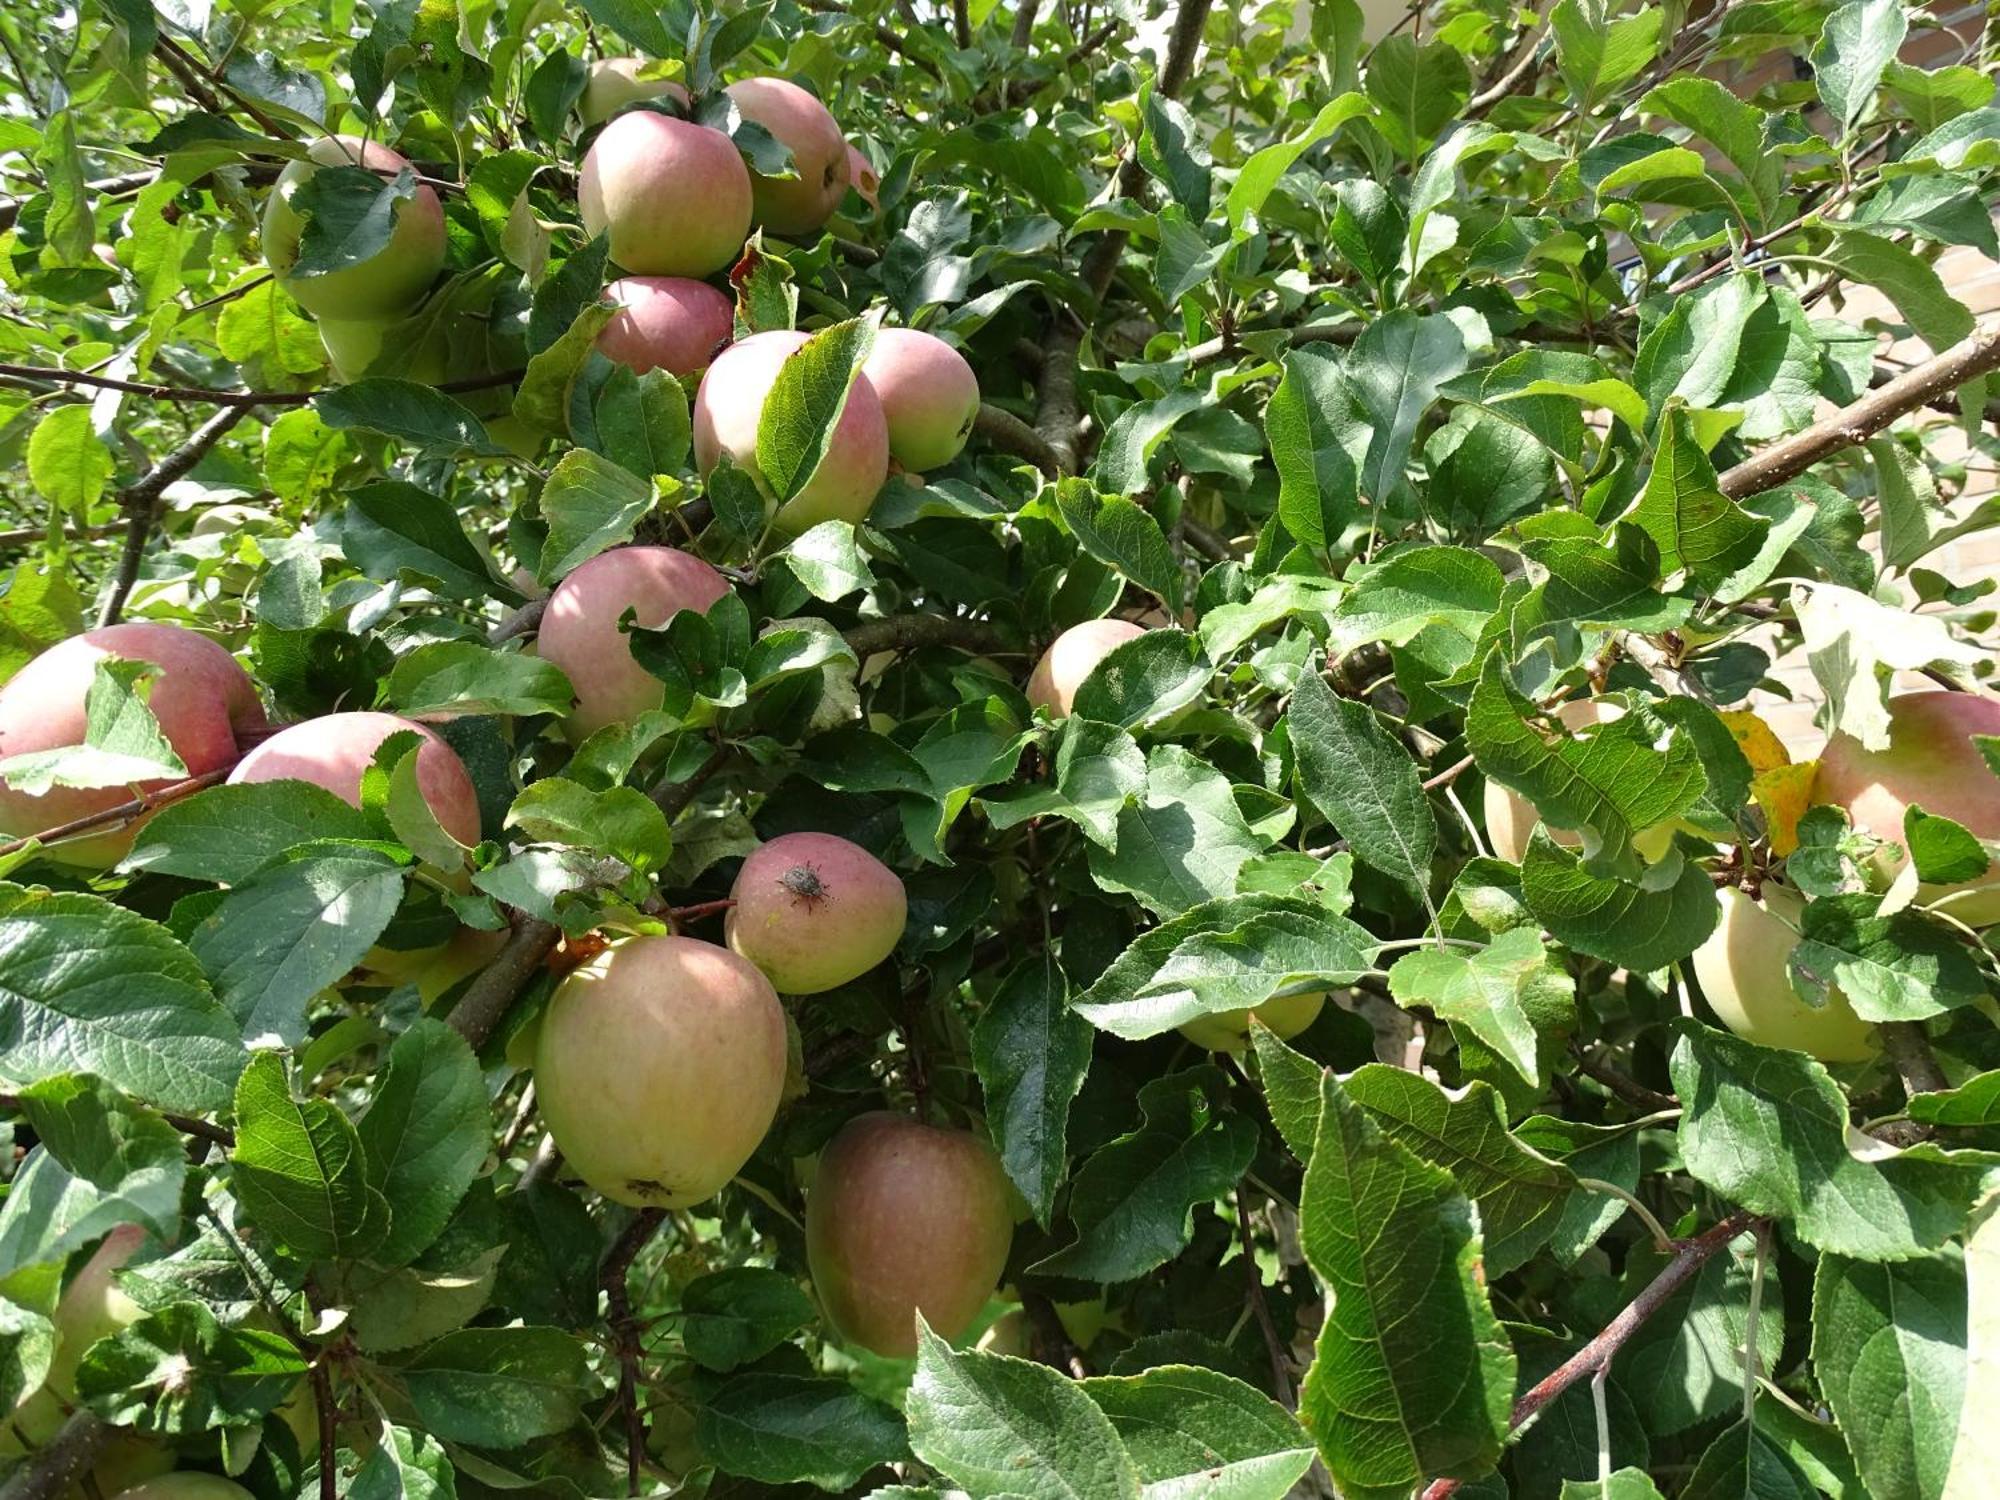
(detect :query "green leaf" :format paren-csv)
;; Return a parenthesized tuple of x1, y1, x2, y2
(1671, 1022, 1992, 1258)
(26, 406, 111, 516)
(1227, 92, 1370, 230)
(536, 448, 657, 583)
(1093, 388, 1206, 498)
(1909, 1071, 2000, 1126)
(513, 301, 615, 434)
(231, 1051, 388, 1262)
(1054, 481, 1183, 612)
(758, 315, 879, 503)
(316, 378, 500, 456)
(0, 885, 245, 1114)
(1330, 545, 1503, 653)
(1289, 668, 1437, 896)
(12, 1074, 188, 1242)
(0, 659, 188, 793)
(1905, 806, 1991, 886)
(1790, 895, 1986, 1022)
(75, 1302, 307, 1435)
(1629, 405, 1768, 589)
(680, 1268, 816, 1373)
(1346, 310, 1470, 512)
(1088, 746, 1267, 917)
(588, 365, 692, 479)
(1813, 1251, 1965, 1500)
(906, 1318, 1143, 1500)
(1812, 0, 1908, 134)
(507, 779, 671, 874)
(290, 165, 416, 277)
(1267, 347, 1361, 552)
(980, 716, 1146, 849)
(1364, 36, 1471, 158)
(971, 956, 1091, 1227)
(356, 1019, 487, 1267)
(1523, 832, 1719, 969)
(190, 850, 407, 1047)
(698, 1373, 911, 1489)
(1553, 0, 1664, 105)
(386, 640, 575, 718)
(1561, 1472, 1667, 1500)
(1825, 228, 1975, 352)
(344, 1423, 459, 1500)
(127, 781, 376, 884)
(1078, 1365, 1315, 1498)
(340, 482, 510, 602)
(1388, 928, 1574, 1090)
(1680, 1419, 1821, 1500)
(1620, 1224, 1785, 1434)
(1296, 1068, 1514, 1500)
(779, 519, 877, 602)
(1033, 1065, 1257, 1282)
(1138, 84, 1212, 220)
(395, 1326, 595, 1448)
(1068, 629, 1209, 729)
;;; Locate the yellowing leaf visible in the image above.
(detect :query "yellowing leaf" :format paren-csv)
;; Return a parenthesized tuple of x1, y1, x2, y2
(1753, 760, 1818, 856)
(1717, 709, 1791, 774)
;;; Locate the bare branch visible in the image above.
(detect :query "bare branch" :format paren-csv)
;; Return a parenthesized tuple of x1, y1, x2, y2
(1718, 322, 2000, 499)
(798, 0, 944, 80)
(603, 1208, 668, 1497)
(1235, 1193, 1294, 1406)
(101, 405, 258, 627)
(488, 596, 547, 644)
(843, 612, 1008, 658)
(975, 402, 1065, 474)
(0, 1412, 111, 1500)
(1010, 0, 1041, 47)
(0, 363, 521, 408)
(445, 917, 561, 1051)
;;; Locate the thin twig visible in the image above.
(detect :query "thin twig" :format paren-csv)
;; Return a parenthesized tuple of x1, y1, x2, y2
(0, 766, 232, 859)
(101, 405, 256, 627)
(0, 362, 521, 407)
(603, 1208, 668, 1497)
(1718, 321, 2000, 498)
(1570, 1046, 1678, 1113)
(1235, 1193, 1293, 1406)
(798, 0, 944, 80)
(1421, 753, 1476, 792)
(0, 1412, 110, 1500)
(488, 596, 547, 644)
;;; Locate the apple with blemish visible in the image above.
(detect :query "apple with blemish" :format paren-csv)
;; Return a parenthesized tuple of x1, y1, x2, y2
(534, 935, 788, 1207)
(580, 112, 753, 278)
(862, 328, 981, 472)
(725, 831, 907, 994)
(1025, 618, 1148, 717)
(845, 143, 880, 211)
(537, 545, 732, 739)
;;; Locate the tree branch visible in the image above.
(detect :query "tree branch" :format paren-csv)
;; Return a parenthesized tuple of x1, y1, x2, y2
(0, 363, 521, 408)
(0, 766, 232, 860)
(975, 402, 1064, 474)
(488, 596, 547, 644)
(651, 743, 732, 818)
(445, 916, 561, 1051)
(843, 612, 1007, 657)
(1718, 321, 2000, 499)
(100, 405, 257, 627)
(603, 1208, 668, 1498)
(1235, 1193, 1293, 1406)
(798, 0, 944, 80)
(1010, 0, 1040, 47)
(1419, 1210, 1759, 1499)
(0, 1412, 111, 1500)
(952, 0, 972, 48)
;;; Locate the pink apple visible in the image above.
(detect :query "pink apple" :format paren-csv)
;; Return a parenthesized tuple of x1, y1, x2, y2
(227, 711, 481, 846)
(579, 112, 753, 278)
(725, 77, 849, 236)
(597, 276, 736, 376)
(862, 328, 981, 472)
(1026, 619, 1148, 717)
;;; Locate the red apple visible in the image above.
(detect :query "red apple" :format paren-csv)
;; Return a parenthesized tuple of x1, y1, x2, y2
(845, 143, 880, 212)
(579, 112, 753, 278)
(597, 276, 735, 377)
(725, 831, 907, 993)
(862, 328, 981, 472)
(227, 710, 481, 846)
(724, 77, 849, 236)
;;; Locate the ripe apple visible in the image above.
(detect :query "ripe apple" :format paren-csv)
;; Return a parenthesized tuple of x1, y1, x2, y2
(805, 1113, 1014, 1356)
(537, 545, 732, 739)
(692, 329, 891, 534)
(533, 935, 788, 1207)
(262, 137, 446, 321)
(1690, 884, 1879, 1063)
(725, 831, 907, 993)
(1482, 697, 1678, 865)
(1813, 691, 2000, 923)
(579, 112, 753, 278)
(1025, 618, 1148, 717)
(0, 622, 267, 868)
(724, 77, 848, 236)
(579, 57, 690, 126)
(226, 711, 481, 847)
(106, 1477, 257, 1500)
(861, 329, 981, 472)
(1178, 990, 1326, 1052)
(845, 143, 880, 212)
(597, 276, 735, 377)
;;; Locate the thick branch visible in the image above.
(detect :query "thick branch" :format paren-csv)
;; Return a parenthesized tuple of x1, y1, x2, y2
(445, 916, 561, 1050)
(603, 1208, 667, 1497)
(1031, 325, 1085, 474)
(1718, 322, 2000, 499)
(1010, 0, 1040, 46)
(1877, 1022, 1949, 1146)
(101, 405, 257, 627)
(952, 0, 971, 47)
(843, 612, 1007, 657)
(488, 596, 547, 644)
(0, 1412, 111, 1500)
(0, 766, 232, 860)
(974, 402, 1064, 474)
(1870, 359, 2000, 426)
(1421, 1211, 1759, 1498)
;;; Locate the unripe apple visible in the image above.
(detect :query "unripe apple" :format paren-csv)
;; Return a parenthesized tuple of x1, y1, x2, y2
(1813, 691, 2000, 924)
(579, 112, 753, 278)
(861, 329, 981, 473)
(845, 143, 880, 212)
(806, 1113, 1014, 1356)
(692, 330, 890, 534)
(0, 623, 266, 868)
(537, 545, 732, 739)
(107, 1476, 257, 1500)
(2, 1224, 147, 1456)
(80, 1433, 176, 1498)
(579, 57, 690, 126)
(724, 77, 848, 236)
(1025, 618, 1147, 717)
(262, 137, 446, 321)
(1690, 884, 1879, 1063)
(597, 276, 735, 377)
(534, 935, 788, 1207)
(227, 711, 480, 846)
(725, 832, 906, 994)
(1177, 990, 1326, 1052)
(1482, 698, 1678, 865)
(976, 1307, 1030, 1356)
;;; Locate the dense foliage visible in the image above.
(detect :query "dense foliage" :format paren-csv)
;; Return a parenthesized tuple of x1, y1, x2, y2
(1, 0, 1999, 1497)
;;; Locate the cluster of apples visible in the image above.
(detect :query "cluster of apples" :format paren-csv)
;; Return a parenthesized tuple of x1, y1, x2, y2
(1484, 690, 2000, 1063)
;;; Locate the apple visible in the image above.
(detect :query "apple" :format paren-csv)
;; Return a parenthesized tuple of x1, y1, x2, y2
(533, 935, 788, 1207)
(1178, 989, 1326, 1052)
(262, 137, 446, 321)
(1482, 697, 1678, 865)
(724, 77, 848, 236)
(226, 711, 481, 847)
(3, 1224, 146, 1455)
(579, 57, 690, 126)
(0, 622, 267, 868)
(976, 1307, 1030, 1356)
(1813, 690, 2000, 923)
(107, 1477, 257, 1500)
(845, 143, 880, 212)
(1025, 618, 1148, 717)
(725, 831, 907, 994)
(579, 112, 753, 279)
(805, 1113, 1015, 1356)
(537, 545, 732, 740)
(861, 329, 981, 472)
(692, 330, 891, 534)
(597, 276, 735, 377)
(1690, 884, 1879, 1062)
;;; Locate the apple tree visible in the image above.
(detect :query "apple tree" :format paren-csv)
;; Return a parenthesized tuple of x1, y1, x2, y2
(1, 0, 1999, 1496)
